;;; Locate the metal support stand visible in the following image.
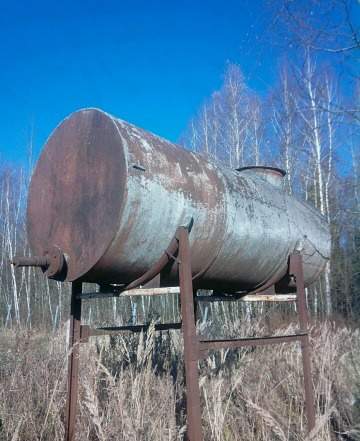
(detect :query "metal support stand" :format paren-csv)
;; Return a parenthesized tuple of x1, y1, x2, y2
(196, 252, 316, 437)
(63, 230, 315, 441)
(65, 281, 82, 441)
(291, 253, 316, 432)
(177, 228, 204, 441)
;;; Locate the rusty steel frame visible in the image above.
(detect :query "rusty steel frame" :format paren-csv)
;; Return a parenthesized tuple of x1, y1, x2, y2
(177, 227, 204, 441)
(64, 227, 315, 441)
(65, 281, 82, 441)
(291, 253, 316, 431)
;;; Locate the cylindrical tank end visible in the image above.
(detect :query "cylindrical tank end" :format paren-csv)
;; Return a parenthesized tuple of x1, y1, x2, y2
(26, 109, 127, 282)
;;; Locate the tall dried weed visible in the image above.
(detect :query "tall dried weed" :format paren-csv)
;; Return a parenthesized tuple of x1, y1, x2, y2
(0, 319, 359, 440)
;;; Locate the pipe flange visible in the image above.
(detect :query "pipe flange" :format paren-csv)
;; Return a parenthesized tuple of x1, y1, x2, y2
(43, 246, 66, 279)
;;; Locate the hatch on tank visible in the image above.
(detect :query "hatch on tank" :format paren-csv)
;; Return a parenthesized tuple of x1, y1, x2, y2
(236, 166, 286, 188)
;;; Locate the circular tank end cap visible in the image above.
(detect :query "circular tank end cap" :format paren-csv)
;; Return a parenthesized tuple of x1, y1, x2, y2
(27, 108, 127, 281)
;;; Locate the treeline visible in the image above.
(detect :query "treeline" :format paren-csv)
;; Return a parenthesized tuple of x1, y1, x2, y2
(179, 0, 360, 320)
(181, 60, 359, 320)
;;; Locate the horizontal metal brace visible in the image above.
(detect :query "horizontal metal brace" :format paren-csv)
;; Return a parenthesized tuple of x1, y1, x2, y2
(77, 291, 120, 300)
(195, 295, 241, 302)
(78, 286, 181, 300)
(195, 293, 297, 302)
(79, 288, 296, 302)
(80, 322, 182, 342)
(238, 294, 296, 302)
(120, 287, 180, 297)
(198, 332, 308, 357)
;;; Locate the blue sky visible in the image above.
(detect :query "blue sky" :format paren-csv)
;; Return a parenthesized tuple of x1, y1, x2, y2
(0, 0, 281, 164)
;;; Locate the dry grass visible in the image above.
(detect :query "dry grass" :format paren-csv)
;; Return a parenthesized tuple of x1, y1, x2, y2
(0, 319, 359, 441)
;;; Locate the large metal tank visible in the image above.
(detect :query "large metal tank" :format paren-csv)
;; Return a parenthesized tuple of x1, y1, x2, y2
(27, 108, 330, 292)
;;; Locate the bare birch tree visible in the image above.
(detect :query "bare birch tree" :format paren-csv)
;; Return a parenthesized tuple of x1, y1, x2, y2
(271, 64, 301, 193)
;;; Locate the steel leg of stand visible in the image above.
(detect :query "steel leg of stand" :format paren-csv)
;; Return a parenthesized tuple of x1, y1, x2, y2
(291, 253, 316, 433)
(65, 281, 82, 441)
(178, 228, 203, 441)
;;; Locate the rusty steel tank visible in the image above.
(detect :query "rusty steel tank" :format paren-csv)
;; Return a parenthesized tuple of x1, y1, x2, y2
(26, 108, 330, 292)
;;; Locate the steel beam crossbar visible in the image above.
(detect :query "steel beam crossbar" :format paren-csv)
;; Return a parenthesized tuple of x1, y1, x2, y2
(77, 286, 181, 300)
(76, 291, 120, 300)
(80, 322, 182, 342)
(198, 332, 307, 356)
